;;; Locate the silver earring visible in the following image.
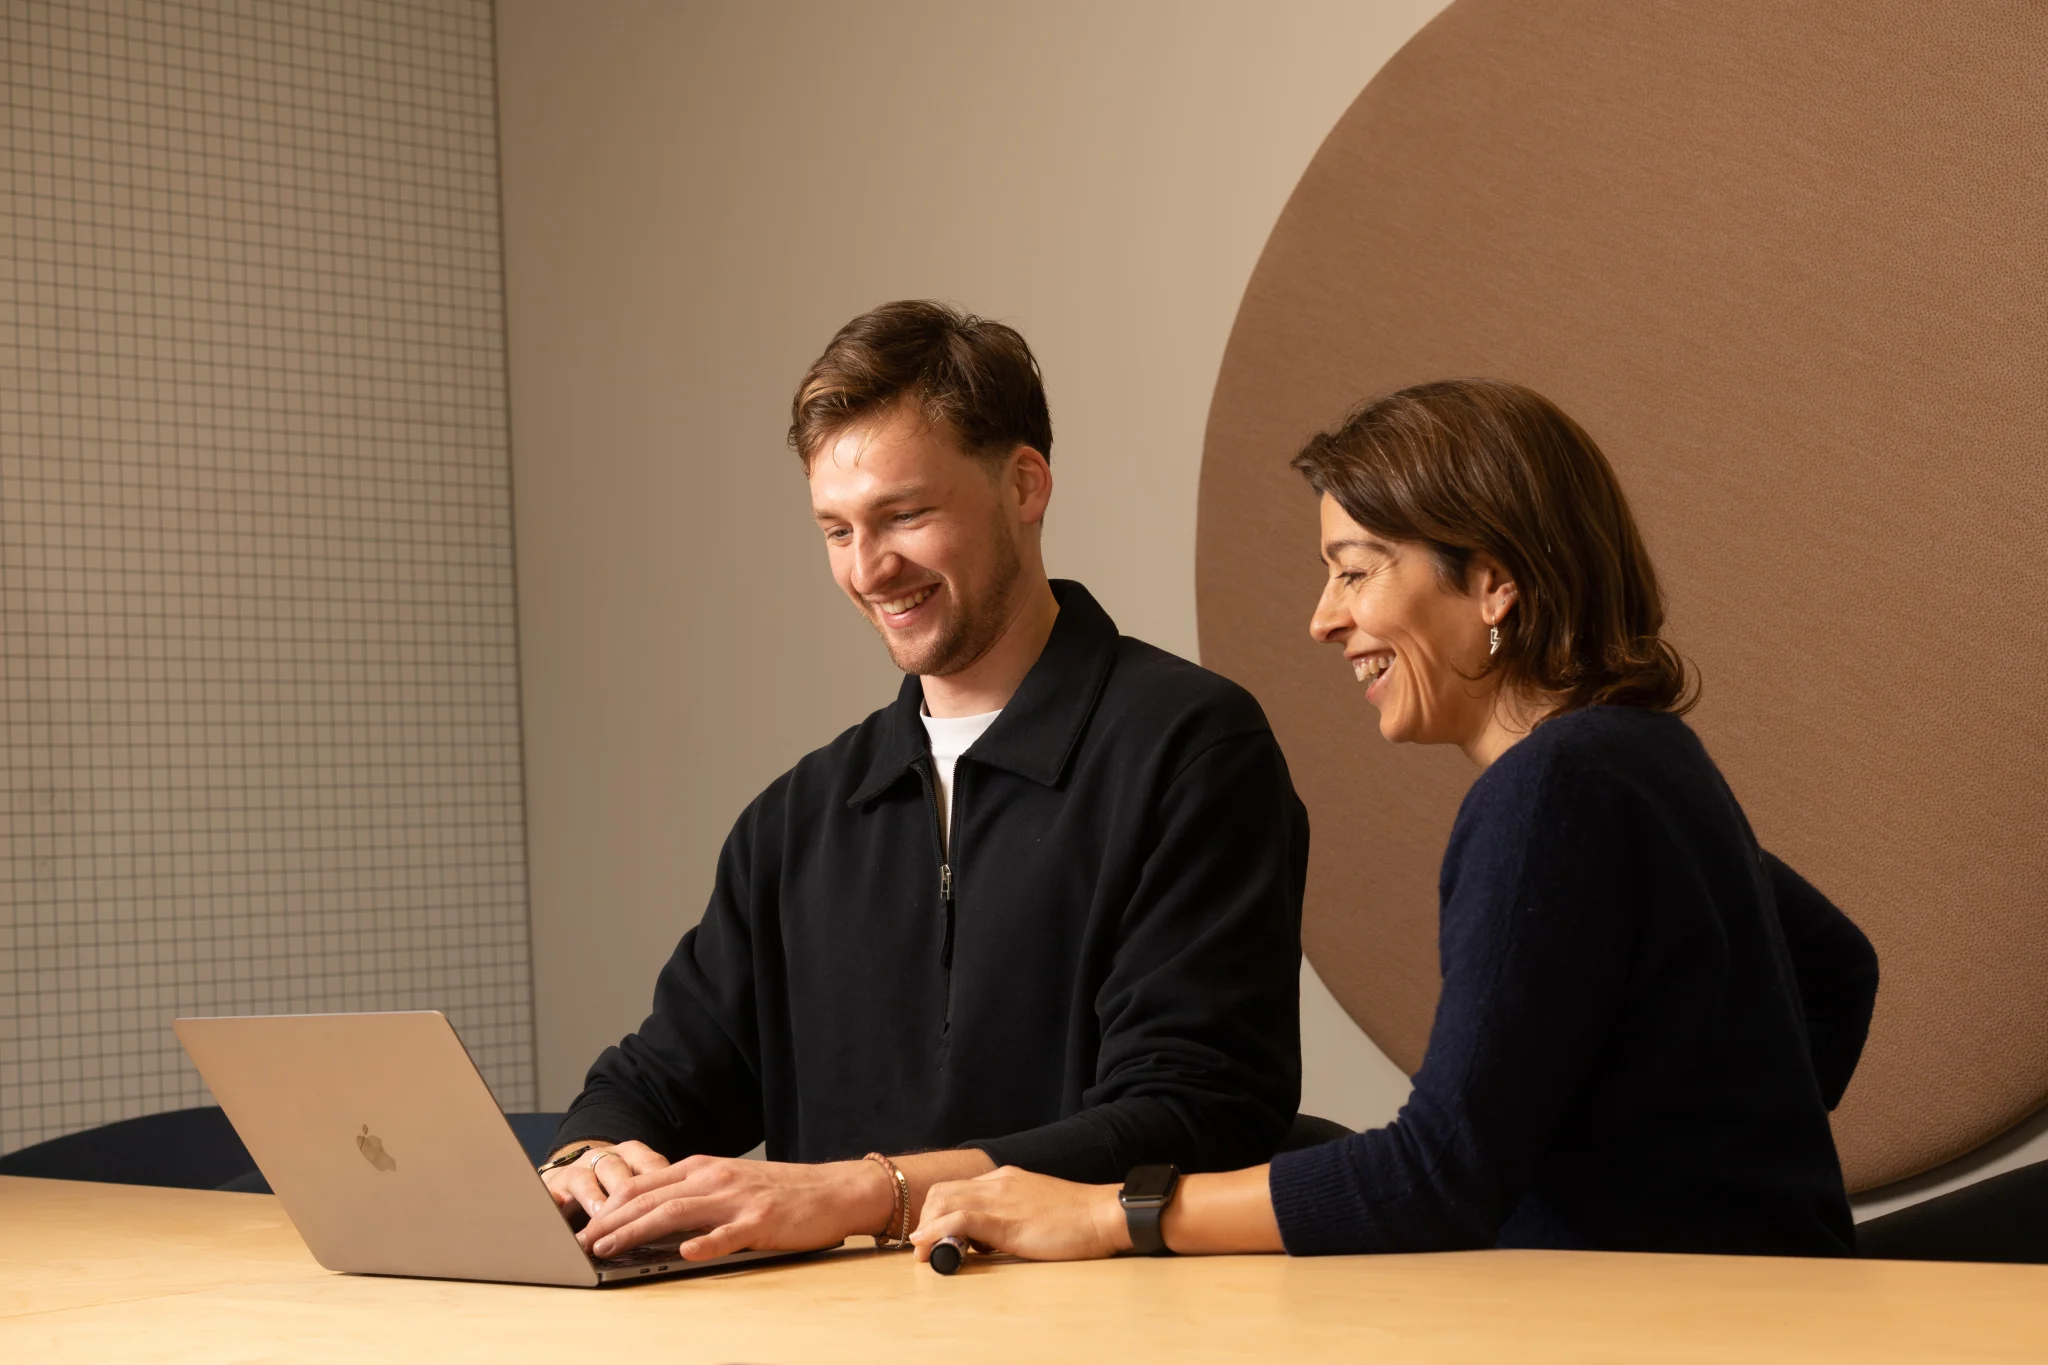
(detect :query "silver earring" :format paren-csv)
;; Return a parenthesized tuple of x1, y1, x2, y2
(1488, 625, 1501, 657)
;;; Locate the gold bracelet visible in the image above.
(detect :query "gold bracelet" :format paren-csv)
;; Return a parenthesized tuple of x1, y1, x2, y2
(536, 1144, 592, 1173)
(864, 1152, 911, 1249)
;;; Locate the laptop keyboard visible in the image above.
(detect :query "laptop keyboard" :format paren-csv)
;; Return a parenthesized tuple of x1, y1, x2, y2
(593, 1239, 692, 1269)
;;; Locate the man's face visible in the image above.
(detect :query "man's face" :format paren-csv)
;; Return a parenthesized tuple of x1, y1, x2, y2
(808, 400, 1031, 678)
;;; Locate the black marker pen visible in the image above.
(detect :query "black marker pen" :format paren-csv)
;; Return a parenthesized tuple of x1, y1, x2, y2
(929, 1235, 970, 1275)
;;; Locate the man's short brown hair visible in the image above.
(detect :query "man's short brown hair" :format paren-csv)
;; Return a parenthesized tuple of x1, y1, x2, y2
(788, 300, 1052, 469)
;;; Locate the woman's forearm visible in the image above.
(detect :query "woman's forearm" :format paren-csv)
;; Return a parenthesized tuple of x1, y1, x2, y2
(1160, 1165, 1286, 1254)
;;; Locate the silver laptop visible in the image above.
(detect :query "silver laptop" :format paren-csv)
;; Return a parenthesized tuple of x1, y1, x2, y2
(175, 1010, 824, 1287)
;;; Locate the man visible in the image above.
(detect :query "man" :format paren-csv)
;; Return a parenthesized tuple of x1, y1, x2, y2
(547, 300, 1307, 1261)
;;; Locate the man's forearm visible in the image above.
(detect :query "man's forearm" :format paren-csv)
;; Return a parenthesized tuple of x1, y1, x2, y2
(554, 1142, 1000, 1255)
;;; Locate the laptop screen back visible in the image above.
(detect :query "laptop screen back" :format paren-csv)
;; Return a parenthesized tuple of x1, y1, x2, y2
(175, 1011, 596, 1287)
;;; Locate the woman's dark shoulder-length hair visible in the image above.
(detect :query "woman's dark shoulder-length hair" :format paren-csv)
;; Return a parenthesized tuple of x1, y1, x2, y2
(1290, 377, 1695, 716)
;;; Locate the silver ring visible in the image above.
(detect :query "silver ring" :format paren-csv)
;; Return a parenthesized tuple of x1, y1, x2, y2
(586, 1149, 622, 1170)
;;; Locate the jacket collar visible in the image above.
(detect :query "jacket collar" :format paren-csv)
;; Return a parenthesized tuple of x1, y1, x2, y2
(846, 580, 1119, 808)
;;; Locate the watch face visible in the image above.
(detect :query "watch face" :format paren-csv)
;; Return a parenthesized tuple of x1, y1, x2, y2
(1122, 1163, 1179, 1203)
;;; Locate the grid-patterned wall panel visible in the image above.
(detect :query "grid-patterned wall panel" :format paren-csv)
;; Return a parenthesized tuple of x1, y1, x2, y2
(0, 0, 534, 1153)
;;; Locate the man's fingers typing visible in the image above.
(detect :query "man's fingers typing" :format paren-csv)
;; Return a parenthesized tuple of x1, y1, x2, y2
(581, 1182, 724, 1251)
(574, 1154, 890, 1260)
(589, 1148, 643, 1202)
(591, 1156, 696, 1222)
(538, 1141, 677, 1220)
(584, 1196, 718, 1258)
(679, 1221, 752, 1261)
(541, 1163, 608, 1219)
(610, 1140, 670, 1174)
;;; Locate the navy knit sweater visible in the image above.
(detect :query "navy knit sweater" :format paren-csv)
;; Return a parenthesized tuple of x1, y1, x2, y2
(1270, 706, 1877, 1257)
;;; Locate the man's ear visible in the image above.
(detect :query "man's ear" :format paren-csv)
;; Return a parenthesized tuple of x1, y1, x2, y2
(1009, 444, 1053, 526)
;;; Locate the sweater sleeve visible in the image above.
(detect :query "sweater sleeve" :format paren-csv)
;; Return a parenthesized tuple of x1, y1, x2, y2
(1268, 750, 1631, 1255)
(969, 731, 1305, 1181)
(550, 808, 766, 1160)
(1764, 852, 1878, 1110)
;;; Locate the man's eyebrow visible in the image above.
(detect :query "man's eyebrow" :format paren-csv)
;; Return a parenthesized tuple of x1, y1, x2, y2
(811, 486, 936, 522)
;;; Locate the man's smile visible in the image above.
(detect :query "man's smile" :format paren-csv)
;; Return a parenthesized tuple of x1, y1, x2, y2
(873, 584, 938, 620)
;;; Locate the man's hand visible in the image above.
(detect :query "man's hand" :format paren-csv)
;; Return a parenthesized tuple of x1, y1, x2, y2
(540, 1140, 670, 1222)
(577, 1154, 896, 1261)
(910, 1166, 1130, 1263)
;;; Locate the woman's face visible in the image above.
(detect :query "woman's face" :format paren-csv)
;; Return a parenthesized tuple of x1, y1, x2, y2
(1309, 494, 1513, 752)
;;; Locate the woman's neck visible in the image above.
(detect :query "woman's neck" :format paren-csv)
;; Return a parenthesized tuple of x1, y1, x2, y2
(1462, 688, 1559, 768)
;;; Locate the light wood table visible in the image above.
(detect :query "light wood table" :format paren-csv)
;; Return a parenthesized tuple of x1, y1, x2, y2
(4, 1175, 2045, 1362)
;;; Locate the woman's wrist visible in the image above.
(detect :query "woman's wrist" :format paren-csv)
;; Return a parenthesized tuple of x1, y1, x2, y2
(1160, 1178, 1189, 1252)
(1093, 1183, 1134, 1255)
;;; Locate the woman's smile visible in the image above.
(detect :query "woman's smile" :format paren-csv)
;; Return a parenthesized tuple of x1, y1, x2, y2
(1350, 652, 1396, 701)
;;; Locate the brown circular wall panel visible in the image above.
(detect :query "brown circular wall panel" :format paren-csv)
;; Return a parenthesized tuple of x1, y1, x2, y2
(1198, 0, 2048, 1191)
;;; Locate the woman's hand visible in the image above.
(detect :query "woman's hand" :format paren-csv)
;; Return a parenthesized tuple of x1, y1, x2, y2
(911, 1166, 1132, 1263)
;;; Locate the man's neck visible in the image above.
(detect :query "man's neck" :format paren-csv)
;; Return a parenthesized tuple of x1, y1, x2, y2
(922, 577, 1060, 718)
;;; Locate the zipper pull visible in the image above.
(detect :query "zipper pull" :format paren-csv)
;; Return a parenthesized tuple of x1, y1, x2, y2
(939, 863, 956, 968)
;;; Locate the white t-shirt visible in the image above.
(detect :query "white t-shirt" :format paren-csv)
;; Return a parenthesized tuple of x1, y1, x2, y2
(920, 707, 1001, 856)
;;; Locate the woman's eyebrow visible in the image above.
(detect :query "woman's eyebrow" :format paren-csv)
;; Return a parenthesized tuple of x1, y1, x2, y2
(1322, 536, 1388, 561)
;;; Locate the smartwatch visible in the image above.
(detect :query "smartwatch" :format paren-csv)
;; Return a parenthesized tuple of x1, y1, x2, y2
(1119, 1163, 1181, 1256)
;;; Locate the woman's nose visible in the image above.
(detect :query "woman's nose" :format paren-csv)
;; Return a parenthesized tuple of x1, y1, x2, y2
(1308, 584, 1348, 643)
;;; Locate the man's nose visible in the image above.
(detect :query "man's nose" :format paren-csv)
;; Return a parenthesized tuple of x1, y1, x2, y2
(848, 533, 900, 596)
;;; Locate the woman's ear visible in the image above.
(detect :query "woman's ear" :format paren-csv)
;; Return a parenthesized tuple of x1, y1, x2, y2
(1470, 552, 1518, 626)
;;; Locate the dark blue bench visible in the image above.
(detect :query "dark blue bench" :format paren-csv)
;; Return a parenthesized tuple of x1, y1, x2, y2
(0, 1107, 566, 1194)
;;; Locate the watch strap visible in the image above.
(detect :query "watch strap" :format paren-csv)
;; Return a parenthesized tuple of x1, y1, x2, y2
(1120, 1163, 1181, 1256)
(1125, 1199, 1170, 1255)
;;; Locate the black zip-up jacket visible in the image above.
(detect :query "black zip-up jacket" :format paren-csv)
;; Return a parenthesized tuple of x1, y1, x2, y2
(555, 581, 1308, 1180)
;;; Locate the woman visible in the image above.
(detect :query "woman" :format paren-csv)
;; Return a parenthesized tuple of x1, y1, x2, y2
(912, 378, 1878, 1262)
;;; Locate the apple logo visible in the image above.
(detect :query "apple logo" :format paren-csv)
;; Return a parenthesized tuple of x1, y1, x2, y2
(356, 1124, 398, 1172)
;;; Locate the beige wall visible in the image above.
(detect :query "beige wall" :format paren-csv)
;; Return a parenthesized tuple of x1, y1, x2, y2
(494, 0, 1449, 1127)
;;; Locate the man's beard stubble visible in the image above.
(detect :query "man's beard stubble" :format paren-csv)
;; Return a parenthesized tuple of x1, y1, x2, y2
(870, 512, 1024, 678)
